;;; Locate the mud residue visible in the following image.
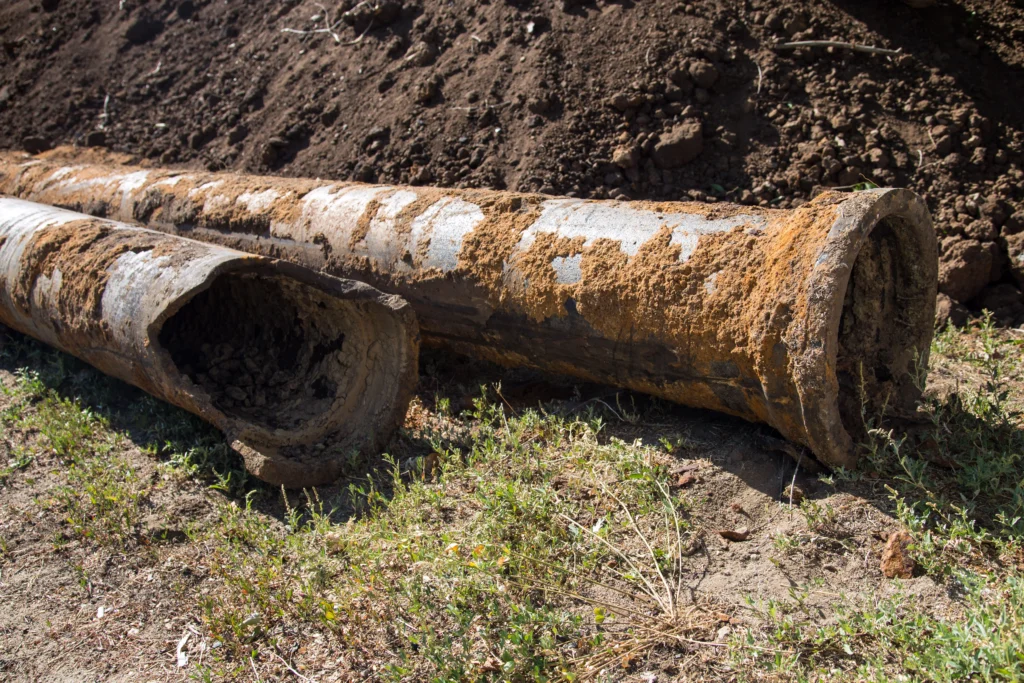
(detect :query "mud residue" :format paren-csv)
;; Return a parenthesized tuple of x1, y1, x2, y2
(0, 150, 323, 240)
(13, 220, 148, 333)
(350, 196, 385, 249)
(457, 192, 544, 307)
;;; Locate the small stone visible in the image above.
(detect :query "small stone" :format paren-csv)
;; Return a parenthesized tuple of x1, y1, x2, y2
(410, 166, 433, 185)
(415, 75, 441, 105)
(880, 530, 915, 579)
(227, 125, 248, 145)
(688, 60, 719, 89)
(964, 219, 997, 241)
(782, 13, 808, 37)
(84, 130, 106, 147)
(980, 199, 1009, 228)
(611, 144, 640, 169)
(939, 239, 1000, 303)
(652, 120, 703, 169)
(363, 126, 390, 149)
(608, 91, 643, 112)
(667, 66, 689, 87)
(933, 135, 955, 156)
(406, 41, 438, 67)
(934, 292, 969, 329)
(259, 143, 280, 167)
(830, 114, 852, 132)
(22, 136, 50, 154)
(866, 147, 889, 169)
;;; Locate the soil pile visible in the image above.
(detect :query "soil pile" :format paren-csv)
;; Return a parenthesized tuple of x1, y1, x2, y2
(0, 0, 1022, 321)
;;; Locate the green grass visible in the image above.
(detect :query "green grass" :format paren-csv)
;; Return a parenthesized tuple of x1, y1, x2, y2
(732, 315, 1024, 682)
(192, 393, 712, 680)
(1, 317, 1023, 681)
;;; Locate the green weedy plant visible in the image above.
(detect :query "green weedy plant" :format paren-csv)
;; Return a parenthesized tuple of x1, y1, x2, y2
(733, 313, 1024, 681)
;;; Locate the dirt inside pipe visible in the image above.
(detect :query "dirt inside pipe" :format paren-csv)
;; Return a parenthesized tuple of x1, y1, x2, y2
(158, 272, 360, 432)
(836, 214, 924, 442)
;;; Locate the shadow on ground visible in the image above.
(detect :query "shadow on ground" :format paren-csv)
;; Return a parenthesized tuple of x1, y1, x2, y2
(0, 325, 816, 524)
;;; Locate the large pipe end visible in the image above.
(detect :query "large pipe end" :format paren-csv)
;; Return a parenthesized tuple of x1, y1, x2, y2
(798, 188, 937, 468)
(154, 260, 420, 488)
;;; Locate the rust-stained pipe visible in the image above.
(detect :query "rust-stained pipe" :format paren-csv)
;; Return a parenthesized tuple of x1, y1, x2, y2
(0, 196, 419, 487)
(0, 151, 938, 468)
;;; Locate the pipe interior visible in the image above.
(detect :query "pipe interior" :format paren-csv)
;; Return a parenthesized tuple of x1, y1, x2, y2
(159, 272, 368, 433)
(836, 214, 930, 441)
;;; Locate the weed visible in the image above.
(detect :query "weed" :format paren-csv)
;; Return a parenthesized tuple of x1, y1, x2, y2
(799, 499, 841, 537)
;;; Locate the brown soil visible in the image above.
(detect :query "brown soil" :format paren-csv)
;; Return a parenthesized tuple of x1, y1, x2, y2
(0, 0, 1022, 319)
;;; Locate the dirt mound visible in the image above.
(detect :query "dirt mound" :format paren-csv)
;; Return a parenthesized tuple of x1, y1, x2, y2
(0, 0, 1022, 320)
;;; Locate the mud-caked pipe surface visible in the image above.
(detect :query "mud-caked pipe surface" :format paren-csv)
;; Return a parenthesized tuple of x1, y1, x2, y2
(0, 197, 419, 487)
(0, 151, 939, 468)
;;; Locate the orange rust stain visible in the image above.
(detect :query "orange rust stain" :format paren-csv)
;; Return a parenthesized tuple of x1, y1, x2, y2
(351, 196, 384, 249)
(0, 151, 860, 445)
(456, 192, 544, 305)
(12, 219, 210, 328)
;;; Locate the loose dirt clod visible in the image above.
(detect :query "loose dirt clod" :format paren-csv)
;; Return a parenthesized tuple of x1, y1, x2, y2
(881, 530, 916, 579)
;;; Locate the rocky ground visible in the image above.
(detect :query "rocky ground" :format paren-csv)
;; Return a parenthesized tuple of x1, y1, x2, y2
(1, 0, 1023, 323)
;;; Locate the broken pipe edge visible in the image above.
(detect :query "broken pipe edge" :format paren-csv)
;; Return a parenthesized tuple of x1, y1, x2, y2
(799, 188, 937, 468)
(152, 257, 421, 488)
(0, 198, 420, 488)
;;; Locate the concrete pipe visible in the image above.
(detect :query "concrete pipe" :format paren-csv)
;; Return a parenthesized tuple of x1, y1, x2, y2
(0, 196, 419, 487)
(0, 151, 938, 469)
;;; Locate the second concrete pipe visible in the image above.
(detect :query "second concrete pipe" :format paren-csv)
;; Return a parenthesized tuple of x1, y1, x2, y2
(0, 152, 939, 468)
(0, 196, 419, 487)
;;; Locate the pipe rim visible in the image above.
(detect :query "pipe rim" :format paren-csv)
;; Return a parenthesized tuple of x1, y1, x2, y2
(799, 188, 937, 468)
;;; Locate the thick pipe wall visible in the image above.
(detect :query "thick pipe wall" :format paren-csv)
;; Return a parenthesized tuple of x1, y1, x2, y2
(0, 151, 939, 468)
(0, 196, 419, 487)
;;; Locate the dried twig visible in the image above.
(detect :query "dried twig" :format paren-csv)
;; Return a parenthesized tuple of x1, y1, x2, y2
(99, 94, 111, 131)
(448, 101, 510, 113)
(270, 649, 311, 682)
(787, 449, 802, 508)
(773, 40, 902, 56)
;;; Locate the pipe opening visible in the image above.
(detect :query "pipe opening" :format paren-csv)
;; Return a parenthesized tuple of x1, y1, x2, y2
(159, 271, 366, 434)
(836, 213, 930, 442)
